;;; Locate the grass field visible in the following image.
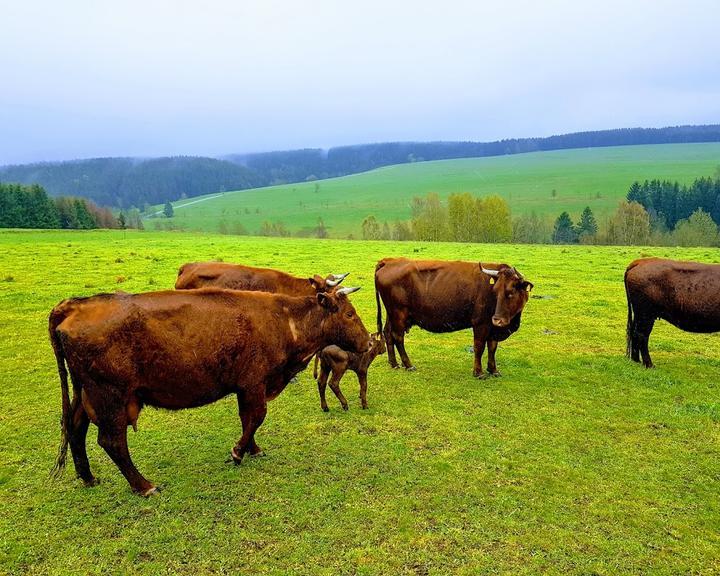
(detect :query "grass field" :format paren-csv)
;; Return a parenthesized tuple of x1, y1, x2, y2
(155, 143, 720, 237)
(1, 229, 719, 575)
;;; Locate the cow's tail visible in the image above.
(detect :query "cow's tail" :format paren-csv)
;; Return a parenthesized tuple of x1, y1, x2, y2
(624, 267, 634, 358)
(49, 303, 72, 478)
(374, 261, 385, 335)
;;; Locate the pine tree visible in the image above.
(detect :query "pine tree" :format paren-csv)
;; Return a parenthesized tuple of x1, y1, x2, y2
(552, 211, 577, 244)
(577, 206, 598, 240)
(163, 201, 174, 218)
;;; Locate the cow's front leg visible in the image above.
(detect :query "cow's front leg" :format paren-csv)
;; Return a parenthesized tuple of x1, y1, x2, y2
(233, 390, 267, 464)
(472, 325, 490, 379)
(487, 340, 501, 377)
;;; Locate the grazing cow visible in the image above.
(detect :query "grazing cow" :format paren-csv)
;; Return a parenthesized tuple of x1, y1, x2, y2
(375, 258, 533, 378)
(175, 261, 349, 295)
(49, 286, 369, 496)
(313, 332, 386, 411)
(625, 257, 720, 368)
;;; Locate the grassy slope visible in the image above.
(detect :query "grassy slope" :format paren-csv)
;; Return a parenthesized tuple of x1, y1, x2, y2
(1, 230, 719, 575)
(156, 143, 720, 237)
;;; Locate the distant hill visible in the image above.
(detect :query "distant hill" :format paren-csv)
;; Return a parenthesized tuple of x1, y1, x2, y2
(157, 142, 720, 238)
(0, 157, 259, 209)
(2, 124, 719, 208)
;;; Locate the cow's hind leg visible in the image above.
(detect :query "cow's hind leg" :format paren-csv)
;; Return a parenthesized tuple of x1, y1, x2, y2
(328, 370, 349, 411)
(317, 366, 331, 412)
(486, 340, 501, 377)
(69, 397, 98, 487)
(634, 315, 656, 368)
(384, 320, 399, 369)
(97, 419, 156, 496)
(393, 332, 415, 371)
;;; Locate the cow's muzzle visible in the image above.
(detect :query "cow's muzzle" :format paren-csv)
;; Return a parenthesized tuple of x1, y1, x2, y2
(492, 316, 508, 328)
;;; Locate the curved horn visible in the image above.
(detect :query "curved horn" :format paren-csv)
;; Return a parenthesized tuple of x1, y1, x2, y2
(336, 286, 360, 296)
(480, 265, 499, 277)
(325, 272, 350, 287)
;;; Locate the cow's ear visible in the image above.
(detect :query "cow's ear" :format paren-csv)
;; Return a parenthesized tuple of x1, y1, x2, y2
(317, 292, 338, 310)
(308, 276, 323, 290)
(523, 281, 534, 292)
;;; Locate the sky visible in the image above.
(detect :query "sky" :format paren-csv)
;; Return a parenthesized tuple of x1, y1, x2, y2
(1, 0, 719, 165)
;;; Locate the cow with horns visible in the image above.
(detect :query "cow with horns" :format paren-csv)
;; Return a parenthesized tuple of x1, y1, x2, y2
(374, 258, 533, 378)
(175, 261, 349, 295)
(49, 286, 369, 495)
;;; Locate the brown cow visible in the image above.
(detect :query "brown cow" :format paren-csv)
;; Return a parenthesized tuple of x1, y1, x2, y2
(313, 332, 386, 411)
(375, 258, 533, 378)
(625, 257, 720, 368)
(49, 286, 369, 496)
(175, 261, 348, 295)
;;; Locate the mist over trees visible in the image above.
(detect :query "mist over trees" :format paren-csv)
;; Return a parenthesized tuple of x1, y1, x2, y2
(2, 124, 719, 209)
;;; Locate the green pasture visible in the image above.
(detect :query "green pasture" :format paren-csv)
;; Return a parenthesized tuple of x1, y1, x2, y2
(155, 143, 720, 237)
(0, 229, 718, 575)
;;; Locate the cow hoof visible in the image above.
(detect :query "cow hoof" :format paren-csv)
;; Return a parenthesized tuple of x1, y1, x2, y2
(322, 406, 329, 412)
(249, 450, 266, 458)
(82, 477, 100, 488)
(141, 485, 161, 497)
(230, 447, 244, 465)
(342, 405, 349, 411)
(390, 365, 400, 370)
(405, 365, 417, 372)
(361, 405, 368, 410)
(476, 373, 490, 380)
(491, 372, 502, 378)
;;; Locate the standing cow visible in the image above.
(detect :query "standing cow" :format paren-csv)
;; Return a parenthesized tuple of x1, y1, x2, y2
(625, 257, 720, 367)
(374, 258, 533, 378)
(49, 287, 369, 496)
(176, 261, 348, 295)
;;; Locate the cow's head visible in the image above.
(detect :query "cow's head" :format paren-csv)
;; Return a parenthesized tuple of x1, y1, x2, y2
(317, 286, 370, 353)
(308, 272, 350, 293)
(480, 264, 533, 328)
(369, 331, 386, 356)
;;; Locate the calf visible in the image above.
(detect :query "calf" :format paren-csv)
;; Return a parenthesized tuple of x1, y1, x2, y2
(313, 333, 386, 411)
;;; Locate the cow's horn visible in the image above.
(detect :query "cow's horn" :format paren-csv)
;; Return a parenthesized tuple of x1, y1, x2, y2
(326, 272, 349, 287)
(481, 265, 499, 277)
(336, 286, 360, 296)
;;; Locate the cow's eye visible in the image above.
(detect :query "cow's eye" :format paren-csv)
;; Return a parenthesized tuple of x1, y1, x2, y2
(345, 312, 353, 318)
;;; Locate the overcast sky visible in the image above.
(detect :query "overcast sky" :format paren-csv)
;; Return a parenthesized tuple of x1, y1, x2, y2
(1, 0, 719, 165)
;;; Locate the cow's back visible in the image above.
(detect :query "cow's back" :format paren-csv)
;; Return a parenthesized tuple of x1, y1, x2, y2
(626, 258, 720, 333)
(375, 258, 492, 332)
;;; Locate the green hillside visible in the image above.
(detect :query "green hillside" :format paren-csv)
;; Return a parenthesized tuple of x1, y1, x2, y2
(154, 143, 720, 237)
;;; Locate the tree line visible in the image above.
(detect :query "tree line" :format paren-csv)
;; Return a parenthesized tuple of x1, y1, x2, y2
(3, 124, 719, 209)
(358, 174, 720, 247)
(0, 183, 142, 230)
(549, 174, 720, 246)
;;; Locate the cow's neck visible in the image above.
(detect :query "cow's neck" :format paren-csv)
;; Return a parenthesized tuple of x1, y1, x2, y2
(280, 296, 332, 362)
